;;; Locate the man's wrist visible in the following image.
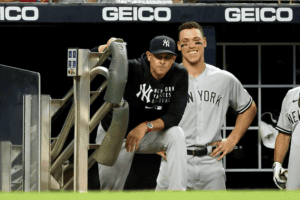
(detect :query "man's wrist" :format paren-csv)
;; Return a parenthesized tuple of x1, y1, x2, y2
(145, 121, 153, 133)
(224, 137, 237, 147)
(273, 162, 282, 169)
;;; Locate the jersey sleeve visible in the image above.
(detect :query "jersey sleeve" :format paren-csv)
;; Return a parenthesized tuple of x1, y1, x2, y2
(276, 91, 292, 135)
(228, 74, 253, 113)
(160, 66, 189, 129)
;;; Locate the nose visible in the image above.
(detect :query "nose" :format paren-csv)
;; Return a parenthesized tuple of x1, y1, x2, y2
(159, 58, 167, 64)
(188, 41, 196, 48)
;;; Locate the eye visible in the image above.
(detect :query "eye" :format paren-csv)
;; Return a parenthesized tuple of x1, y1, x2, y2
(166, 55, 173, 60)
(153, 54, 162, 59)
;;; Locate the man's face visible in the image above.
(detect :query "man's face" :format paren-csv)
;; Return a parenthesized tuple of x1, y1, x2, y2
(146, 52, 176, 80)
(177, 28, 207, 64)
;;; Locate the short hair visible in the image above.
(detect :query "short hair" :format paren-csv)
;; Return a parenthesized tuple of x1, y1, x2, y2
(178, 21, 205, 40)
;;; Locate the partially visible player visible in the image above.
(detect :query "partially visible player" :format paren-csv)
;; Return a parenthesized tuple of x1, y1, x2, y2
(273, 87, 300, 190)
(156, 21, 257, 190)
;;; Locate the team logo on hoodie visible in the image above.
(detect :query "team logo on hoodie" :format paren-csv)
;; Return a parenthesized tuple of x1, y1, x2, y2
(136, 84, 153, 103)
(136, 83, 175, 105)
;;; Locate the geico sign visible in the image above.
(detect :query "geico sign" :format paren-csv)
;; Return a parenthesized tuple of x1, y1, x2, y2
(0, 7, 39, 21)
(102, 7, 171, 21)
(225, 8, 293, 22)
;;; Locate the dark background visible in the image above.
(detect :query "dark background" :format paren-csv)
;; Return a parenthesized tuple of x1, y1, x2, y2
(1, 21, 298, 190)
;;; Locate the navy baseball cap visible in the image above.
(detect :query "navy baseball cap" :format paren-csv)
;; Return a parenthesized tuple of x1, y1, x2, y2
(149, 35, 178, 56)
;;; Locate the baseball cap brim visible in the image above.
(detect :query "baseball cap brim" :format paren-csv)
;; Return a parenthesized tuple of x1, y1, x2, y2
(150, 49, 178, 57)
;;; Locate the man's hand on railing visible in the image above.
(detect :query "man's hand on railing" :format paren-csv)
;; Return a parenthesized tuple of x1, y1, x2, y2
(98, 37, 117, 53)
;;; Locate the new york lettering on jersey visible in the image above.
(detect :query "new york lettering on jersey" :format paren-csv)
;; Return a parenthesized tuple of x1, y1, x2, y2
(276, 89, 300, 134)
(187, 90, 223, 107)
(285, 92, 300, 126)
(286, 110, 300, 125)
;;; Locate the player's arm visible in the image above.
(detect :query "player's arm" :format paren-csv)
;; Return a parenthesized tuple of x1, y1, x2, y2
(210, 101, 257, 160)
(211, 74, 257, 160)
(272, 90, 293, 187)
(159, 66, 189, 130)
(272, 89, 292, 168)
(227, 101, 257, 146)
(273, 132, 291, 187)
(274, 132, 291, 164)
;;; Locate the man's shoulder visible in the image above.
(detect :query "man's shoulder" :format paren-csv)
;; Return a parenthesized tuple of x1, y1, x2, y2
(170, 63, 188, 82)
(286, 86, 300, 98)
(281, 87, 300, 108)
(206, 63, 236, 80)
(173, 62, 188, 73)
(289, 86, 300, 93)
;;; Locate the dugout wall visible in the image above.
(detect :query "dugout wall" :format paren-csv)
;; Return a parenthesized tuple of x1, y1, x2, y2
(0, 2, 298, 190)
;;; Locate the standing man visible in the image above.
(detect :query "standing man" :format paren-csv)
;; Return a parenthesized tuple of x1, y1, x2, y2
(94, 35, 188, 191)
(156, 21, 257, 190)
(273, 87, 300, 190)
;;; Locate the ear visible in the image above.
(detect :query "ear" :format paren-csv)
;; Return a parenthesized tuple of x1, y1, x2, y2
(177, 41, 182, 51)
(203, 37, 207, 48)
(146, 51, 151, 62)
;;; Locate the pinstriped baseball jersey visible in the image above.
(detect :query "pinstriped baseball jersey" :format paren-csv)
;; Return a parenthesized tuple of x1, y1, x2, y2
(276, 87, 300, 190)
(276, 87, 300, 135)
(178, 63, 253, 147)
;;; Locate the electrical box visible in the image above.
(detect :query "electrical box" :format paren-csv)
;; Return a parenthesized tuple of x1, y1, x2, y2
(67, 48, 78, 76)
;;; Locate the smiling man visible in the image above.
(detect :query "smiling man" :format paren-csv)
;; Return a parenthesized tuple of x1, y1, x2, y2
(156, 22, 257, 190)
(93, 35, 188, 191)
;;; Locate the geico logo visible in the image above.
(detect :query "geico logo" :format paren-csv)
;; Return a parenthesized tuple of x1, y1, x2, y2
(0, 6, 39, 21)
(102, 7, 171, 21)
(225, 8, 293, 22)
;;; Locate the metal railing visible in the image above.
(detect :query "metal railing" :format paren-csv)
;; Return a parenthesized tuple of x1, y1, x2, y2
(0, 39, 129, 192)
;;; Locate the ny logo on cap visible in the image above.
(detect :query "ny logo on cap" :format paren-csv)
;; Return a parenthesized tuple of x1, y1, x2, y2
(163, 39, 170, 47)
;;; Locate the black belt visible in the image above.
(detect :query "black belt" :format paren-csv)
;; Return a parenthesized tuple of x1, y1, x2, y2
(187, 146, 216, 157)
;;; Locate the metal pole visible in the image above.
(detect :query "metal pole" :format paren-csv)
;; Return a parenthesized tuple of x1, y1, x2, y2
(40, 95, 51, 191)
(0, 141, 12, 192)
(73, 49, 90, 192)
(23, 95, 31, 192)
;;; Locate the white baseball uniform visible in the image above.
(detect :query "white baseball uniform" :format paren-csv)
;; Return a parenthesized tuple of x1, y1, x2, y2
(156, 63, 253, 190)
(276, 86, 300, 190)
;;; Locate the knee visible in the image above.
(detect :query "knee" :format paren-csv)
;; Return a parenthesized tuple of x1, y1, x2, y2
(164, 126, 186, 143)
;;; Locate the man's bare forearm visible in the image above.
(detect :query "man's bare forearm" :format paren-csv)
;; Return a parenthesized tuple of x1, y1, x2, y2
(227, 102, 257, 145)
(274, 132, 291, 164)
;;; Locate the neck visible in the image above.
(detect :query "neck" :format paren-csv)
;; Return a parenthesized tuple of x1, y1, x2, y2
(182, 56, 206, 78)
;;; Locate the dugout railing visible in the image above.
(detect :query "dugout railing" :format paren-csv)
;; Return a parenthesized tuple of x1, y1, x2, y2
(0, 39, 129, 192)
